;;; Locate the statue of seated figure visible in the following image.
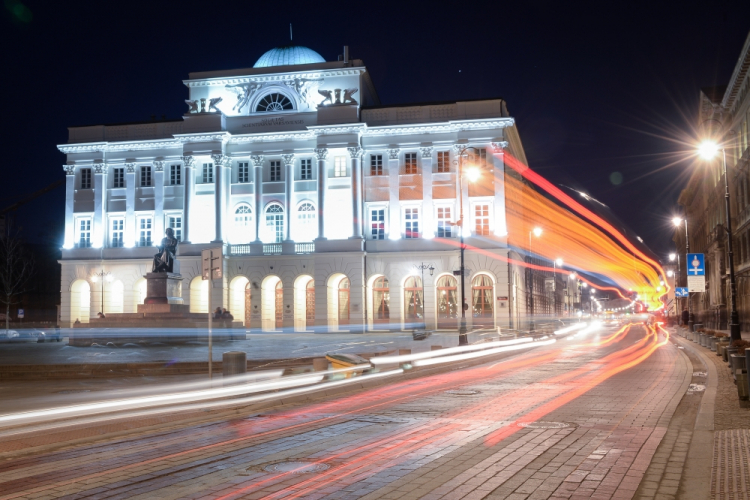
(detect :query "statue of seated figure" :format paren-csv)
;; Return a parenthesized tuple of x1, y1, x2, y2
(152, 228, 178, 273)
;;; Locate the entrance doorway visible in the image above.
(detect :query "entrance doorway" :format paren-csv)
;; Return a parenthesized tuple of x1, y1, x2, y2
(373, 276, 390, 324)
(472, 274, 494, 328)
(436, 275, 458, 329)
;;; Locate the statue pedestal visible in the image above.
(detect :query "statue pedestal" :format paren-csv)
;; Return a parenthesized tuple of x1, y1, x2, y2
(143, 272, 183, 305)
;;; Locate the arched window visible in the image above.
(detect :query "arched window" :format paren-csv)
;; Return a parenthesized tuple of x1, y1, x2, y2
(235, 205, 252, 226)
(436, 275, 458, 328)
(297, 202, 317, 241)
(472, 274, 494, 327)
(403, 276, 423, 321)
(256, 93, 294, 112)
(373, 277, 390, 323)
(338, 278, 350, 325)
(275, 281, 283, 328)
(244, 281, 252, 327)
(266, 204, 284, 243)
(306, 279, 315, 326)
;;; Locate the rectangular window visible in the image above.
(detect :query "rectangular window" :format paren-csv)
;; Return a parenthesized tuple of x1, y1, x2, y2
(436, 151, 450, 173)
(370, 208, 385, 240)
(436, 206, 453, 238)
(404, 207, 419, 238)
(270, 160, 281, 181)
(113, 168, 124, 188)
(140, 166, 152, 187)
(404, 152, 418, 174)
(370, 155, 383, 176)
(474, 204, 490, 236)
(77, 219, 91, 248)
(202, 163, 213, 183)
(167, 215, 182, 241)
(110, 219, 124, 248)
(80, 169, 92, 189)
(300, 158, 312, 180)
(334, 156, 347, 177)
(470, 148, 487, 166)
(238, 162, 250, 183)
(138, 218, 152, 247)
(170, 164, 181, 185)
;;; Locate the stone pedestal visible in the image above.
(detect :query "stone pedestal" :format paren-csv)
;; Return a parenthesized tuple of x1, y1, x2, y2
(143, 272, 183, 305)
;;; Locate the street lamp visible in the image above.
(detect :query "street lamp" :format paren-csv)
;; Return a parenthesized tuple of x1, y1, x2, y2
(91, 269, 113, 316)
(697, 139, 741, 342)
(673, 216, 692, 330)
(414, 263, 435, 330)
(455, 145, 484, 345)
(528, 227, 542, 332)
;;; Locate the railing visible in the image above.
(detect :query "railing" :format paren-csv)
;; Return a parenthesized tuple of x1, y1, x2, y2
(229, 244, 252, 256)
(295, 242, 315, 254)
(263, 244, 282, 255)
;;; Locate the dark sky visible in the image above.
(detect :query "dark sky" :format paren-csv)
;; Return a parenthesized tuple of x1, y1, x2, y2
(3, 0, 749, 257)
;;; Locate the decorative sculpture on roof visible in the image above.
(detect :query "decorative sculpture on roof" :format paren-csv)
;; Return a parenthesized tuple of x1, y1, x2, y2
(152, 228, 178, 273)
(343, 88, 358, 105)
(226, 82, 262, 113)
(318, 89, 333, 106)
(208, 97, 223, 113)
(317, 88, 359, 107)
(285, 77, 324, 109)
(185, 100, 199, 113)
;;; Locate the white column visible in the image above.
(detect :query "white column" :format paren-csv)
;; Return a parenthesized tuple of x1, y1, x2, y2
(314, 147, 328, 240)
(283, 154, 295, 241)
(92, 162, 106, 248)
(63, 166, 75, 248)
(212, 154, 228, 243)
(252, 155, 264, 242)
(181, 156, 195, 243)
(420, 147, 434, 238)
(387, 148, 400, 239)
(491, 142, 509, 237)
(348, 147, 364, 239)
(154, 161, 165, 239)
(124, 163, 136, 248)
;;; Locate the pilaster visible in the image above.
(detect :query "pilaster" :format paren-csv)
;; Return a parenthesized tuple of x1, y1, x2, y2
(212, 154, 228, 243)
(491, 142, 509, 237)
(420, 147, 434, 238)
(182, 156, 195, 243)
(154, 161, 165, 239)
(282, 154, 295, 242)
(92, 162, 106, 248)
(314, 148, 328, 240)
(63, 165, 75, 248)
(348, 147, 364, 239)
(251, 155, 264, 242)
(387, 148, 400, 239)
(125, 163, 136, 247)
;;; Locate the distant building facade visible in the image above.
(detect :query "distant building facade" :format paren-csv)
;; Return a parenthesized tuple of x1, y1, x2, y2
(59, 45, 539, 331)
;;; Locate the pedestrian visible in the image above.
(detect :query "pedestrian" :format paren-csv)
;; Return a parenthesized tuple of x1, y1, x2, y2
(221, 308, 234, 328)
(681, 308, 689, 327)
(213, 307, 222, 320)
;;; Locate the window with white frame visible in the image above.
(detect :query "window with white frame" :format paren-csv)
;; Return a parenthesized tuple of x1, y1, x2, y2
(170, 164, 181, 185)
(110, 219, 124, 247)
(77, 218, 91, 248)
(370, 154, 383, 176)
(334, 156, 347, 177)
(80, 169, 92, 189)
(297, 202, 316, 241)
(140, 166, 152, 187)
(404, 152, 418, 174)
(238, 162, 250, 183)
(270, 160, 281, 181)
(167, 215, 182, 241)
(474, 203, 490, 236)
(233, 205, 252, 242)
(370, 208, 385, 240)
(266, 204, 284, 243)
(300, 158, 312, 180)
(436, 151, 450, 173)
(202, 163, 213, 183)
(113, 168, 125, 188)
(137, 217, 153, 247)
(469, 148, 487, 166)
(404, 207, 420, 238)
(436, 206, 453, 238)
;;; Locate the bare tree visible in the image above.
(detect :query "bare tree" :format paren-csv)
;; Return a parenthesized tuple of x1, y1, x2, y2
(0, 225, 35, 332)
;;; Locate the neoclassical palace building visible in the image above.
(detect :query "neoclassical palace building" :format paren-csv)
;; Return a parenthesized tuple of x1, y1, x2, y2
(59, 45, 532, 331)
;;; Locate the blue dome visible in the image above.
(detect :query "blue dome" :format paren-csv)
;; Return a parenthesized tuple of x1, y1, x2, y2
(253, 45, 326, 68)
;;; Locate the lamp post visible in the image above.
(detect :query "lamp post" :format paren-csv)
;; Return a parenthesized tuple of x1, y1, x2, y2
(455, 146, 483, 346)
(414, 263, 435, 329)
(91, 269, 113, 315)
(528, 227, 542, 332)
(698, 139, 741, 341)
(673, 217, 693, 330)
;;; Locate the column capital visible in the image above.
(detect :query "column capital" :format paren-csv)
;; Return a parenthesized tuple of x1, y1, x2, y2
(347, 147, 364, 159)
(125, 163, 136, 173)
(420, 147, 433, 159)
(92, 162, 105, 174)
(490, 142, 508, 153)
(314, 148, 328, 160)
(181, 155, 195, 168)
(282, 154, 295, 166)
(153, 161, 164, 171)
(251, 155, 264, 167)
(63, 165, 75, 176)
(388, 148, 400, 160)
(211, 154, 230, 167)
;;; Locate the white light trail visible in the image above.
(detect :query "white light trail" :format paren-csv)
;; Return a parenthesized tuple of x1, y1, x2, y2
(413, 339, 557, 367)
(370, 337, 534, 365)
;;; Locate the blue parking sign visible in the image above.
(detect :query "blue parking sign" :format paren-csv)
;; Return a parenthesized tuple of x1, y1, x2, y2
(675, 287, 688, 297)
(687, 254, 705, 276)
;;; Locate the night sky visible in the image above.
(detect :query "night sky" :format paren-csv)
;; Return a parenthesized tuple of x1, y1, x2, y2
(3, 0, 750, 259)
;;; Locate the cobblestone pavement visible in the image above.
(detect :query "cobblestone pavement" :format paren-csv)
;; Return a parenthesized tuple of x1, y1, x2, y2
(0, 323, 692, 499)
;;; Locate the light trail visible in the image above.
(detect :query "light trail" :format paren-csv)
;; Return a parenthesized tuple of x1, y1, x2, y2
(370, 336, 534, 365)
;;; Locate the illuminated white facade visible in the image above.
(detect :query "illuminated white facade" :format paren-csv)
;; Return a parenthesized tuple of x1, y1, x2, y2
(59, 46, 531, 331)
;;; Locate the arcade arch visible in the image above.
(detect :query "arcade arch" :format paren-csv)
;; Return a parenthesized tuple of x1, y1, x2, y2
(293, 275, 314, 330)
(109, 280, 124, 314)
(70, 279, 91, 324)
(326, 273, 349, 330)
(189, 276, 209, 313)
(261, 275, 282, 331)
(229, 276, 250, 327)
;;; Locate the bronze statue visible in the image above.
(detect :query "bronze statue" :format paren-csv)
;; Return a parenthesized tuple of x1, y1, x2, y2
(152, 228, 178, 273)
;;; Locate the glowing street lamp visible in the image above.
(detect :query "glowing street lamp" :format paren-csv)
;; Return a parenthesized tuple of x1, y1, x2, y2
(91, 269, 113, 316)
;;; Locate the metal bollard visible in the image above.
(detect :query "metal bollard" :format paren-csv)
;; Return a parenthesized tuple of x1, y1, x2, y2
(313, 358, 328, 371)
(222, 351, 247, 380)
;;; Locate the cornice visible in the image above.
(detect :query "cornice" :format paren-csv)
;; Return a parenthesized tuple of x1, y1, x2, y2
(183, 68, 365, 88)
(308, 123, 367, 136)
(363, 118, 515, 137)
(230, 131, 315, 144)
(58, 139, 181, 154)
(174, 132, 231, 144)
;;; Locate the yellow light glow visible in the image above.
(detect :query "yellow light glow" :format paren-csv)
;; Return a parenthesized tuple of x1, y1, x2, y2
(466, 167, 481, 182)
(697, 140, 720, 160)
(672, 217, 682, 227)
(532, 227, 542, 237)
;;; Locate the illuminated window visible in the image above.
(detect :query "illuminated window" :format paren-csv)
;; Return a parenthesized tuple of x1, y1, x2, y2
(238, 162, 250, 183)
(404, 152, 418, 174)
(403, 276, 423, 320)
(137, 218, 152, 247)
(436, 206, 453, 238)
(338, 278, 350, 325)
(233, 205, 252, 243)
(373, 276, 390, 323)
(436, 151, 451, 173)
(256, 93, 294, 112)
(80, 168, 92, 189)
(300, 158, 312, 180)
(202, 163, 213, 183)
(469, 148, 487, 166)
(297, 202, 316, 241)
(77, 218, 91, 248)
(113, 168, 124, 188)
(266, 204, 284, 243)
(270, 160, 281, 182)
(140, 166, 152, 187)
(167, 215, 182, 241)
(334, 157, 347, 177)
(370, 155, 383, 175)
(474, 204, 490, 235)
(404, 207, 419, 238)
(170, 164, 181, 185)
(305, 279, 315, 326)
(370, 208, 385, 240)
(110, 219, 124, 247)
